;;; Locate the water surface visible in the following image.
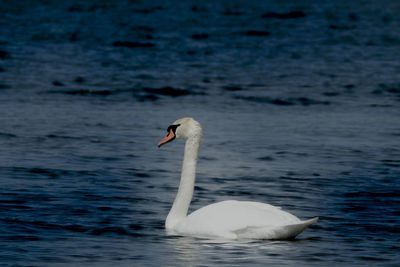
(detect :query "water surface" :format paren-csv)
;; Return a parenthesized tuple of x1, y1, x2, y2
(0, 0, 399, 266)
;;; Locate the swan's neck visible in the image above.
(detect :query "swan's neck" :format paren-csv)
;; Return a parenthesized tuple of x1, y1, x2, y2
(166, 135, 201, 229)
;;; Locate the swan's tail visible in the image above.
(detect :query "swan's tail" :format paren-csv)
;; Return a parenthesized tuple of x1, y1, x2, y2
(278, 217, 318, 240)
(234, 217, 318, 240)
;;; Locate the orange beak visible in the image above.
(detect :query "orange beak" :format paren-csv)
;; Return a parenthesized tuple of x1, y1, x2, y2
(158, 128, 176, 147)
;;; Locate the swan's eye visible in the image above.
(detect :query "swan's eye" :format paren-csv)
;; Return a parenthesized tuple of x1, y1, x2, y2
(167, 124, 180, 134)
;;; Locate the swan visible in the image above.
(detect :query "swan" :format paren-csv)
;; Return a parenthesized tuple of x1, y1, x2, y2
(158, 117, 318, 240)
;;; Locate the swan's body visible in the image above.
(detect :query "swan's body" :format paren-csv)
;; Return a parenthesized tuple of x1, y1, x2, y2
(158, 117, 317, 240)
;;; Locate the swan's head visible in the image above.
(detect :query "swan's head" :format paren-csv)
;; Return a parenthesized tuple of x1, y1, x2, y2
(158, 117, 202, 147)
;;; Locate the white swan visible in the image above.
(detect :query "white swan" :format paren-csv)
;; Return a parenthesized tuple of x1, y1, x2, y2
(158, 117, 318, 240)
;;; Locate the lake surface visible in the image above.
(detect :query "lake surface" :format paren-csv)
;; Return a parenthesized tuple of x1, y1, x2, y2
(0, 0, 399, 266)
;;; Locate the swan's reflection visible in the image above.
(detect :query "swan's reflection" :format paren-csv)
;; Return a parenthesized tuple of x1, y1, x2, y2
(164, 235, 200, 267)
(163, 232, 304, 266)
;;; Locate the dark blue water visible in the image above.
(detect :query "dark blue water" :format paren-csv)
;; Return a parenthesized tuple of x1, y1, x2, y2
(1, 0, 399, 266)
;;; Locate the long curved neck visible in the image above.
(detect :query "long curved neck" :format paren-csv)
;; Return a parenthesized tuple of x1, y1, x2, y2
(166, 135, 201, 229)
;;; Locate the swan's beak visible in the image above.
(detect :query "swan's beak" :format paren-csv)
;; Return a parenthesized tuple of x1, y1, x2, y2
(158, 128, 176, 147)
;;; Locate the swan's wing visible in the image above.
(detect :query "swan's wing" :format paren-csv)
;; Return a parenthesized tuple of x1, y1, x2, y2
(194, 200, 301, 224)
(175, 200, 310, 239)
(234, 217, 319, 240)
